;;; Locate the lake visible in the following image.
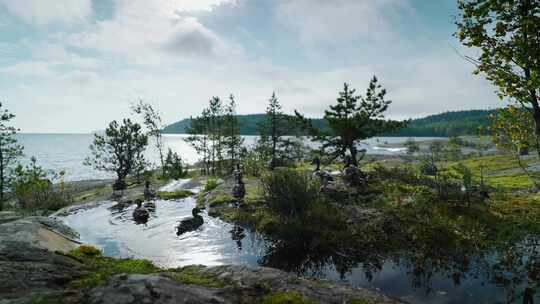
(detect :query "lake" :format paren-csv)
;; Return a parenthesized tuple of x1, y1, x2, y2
(16, 134, 440, 182)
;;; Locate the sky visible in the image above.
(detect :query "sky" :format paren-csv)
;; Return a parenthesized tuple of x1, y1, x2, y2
(0, 0, 502, 133)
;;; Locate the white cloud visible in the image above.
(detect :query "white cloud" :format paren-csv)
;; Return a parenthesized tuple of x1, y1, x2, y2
(0, 0, 92, 25)
(67, 0, 239, 64)
(275, 0, 410, 45)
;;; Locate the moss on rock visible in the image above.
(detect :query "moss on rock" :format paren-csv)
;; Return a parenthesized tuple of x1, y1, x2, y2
(157, 190, 194, 200)
(169, 265, 228, 288)
(261, 291, 317, 304)
(67, 245, 161, 289)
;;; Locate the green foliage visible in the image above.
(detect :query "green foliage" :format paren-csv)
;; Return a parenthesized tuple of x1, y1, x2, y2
(404, 138, 420, 156)
(0, 102, 23, 208)
(261, 291, 315, 304)
(131, 100, 165, 175)
(241, 145, 270, 177)
(389, 110, 496, 137)
(260, 168, 320, 217)
(456, 0, 540, 145)
(185, 96, 243, 175)
(204, 178, 219, 192)
(163, 149, 187, 179)
(224, 95, 244, 172)
(166, 110, 501, 137)
(10, 157, 71, 211)
(296, 77, 406, 165)
(156, 190, 194, 200)
(77, 244, 102, 256)
(165, 113, 325, 135)
(257, 92, 294, 170)
(84, 119, 149, 190)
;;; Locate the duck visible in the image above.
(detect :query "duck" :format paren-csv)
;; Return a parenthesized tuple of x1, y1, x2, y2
(177, 208, 204, 236)
(132, 199, 150, 224)
(311, 157, 333, 184)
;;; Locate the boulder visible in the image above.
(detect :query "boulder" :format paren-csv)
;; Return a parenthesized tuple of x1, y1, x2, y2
(0, 217, 84, 300)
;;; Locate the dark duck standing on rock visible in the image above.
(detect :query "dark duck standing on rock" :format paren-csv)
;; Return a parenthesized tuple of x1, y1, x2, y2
(132, 199, 150, 224)
(342, 155, 368, 187)
(177, 208, 204, 236)
(232, 164, 246, 202)
(311, 157, 333, 184)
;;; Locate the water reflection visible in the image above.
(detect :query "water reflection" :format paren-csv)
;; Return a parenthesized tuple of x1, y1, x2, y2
(59, 198, 540, 303)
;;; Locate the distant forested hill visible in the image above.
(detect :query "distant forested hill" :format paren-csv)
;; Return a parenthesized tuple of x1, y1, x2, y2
(387, 109, 497, 137)
(162, 114, 328, 135)
(163, 110, 497, 137)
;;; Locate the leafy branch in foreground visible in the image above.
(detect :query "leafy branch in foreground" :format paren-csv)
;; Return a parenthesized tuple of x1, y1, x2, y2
(490, 105, 539, 187)
(456, 0, 540, 156)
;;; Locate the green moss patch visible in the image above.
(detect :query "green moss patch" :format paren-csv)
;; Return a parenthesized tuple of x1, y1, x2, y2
(157, 190, 194, 200)
(261, 291, 316, 304)
(169, 265, 227, 288)
(67, 246, 161, 289)
(208, 194, 235, 207)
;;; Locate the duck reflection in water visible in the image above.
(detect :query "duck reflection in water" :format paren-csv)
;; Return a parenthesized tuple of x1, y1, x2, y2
(230, 225, 246, 250)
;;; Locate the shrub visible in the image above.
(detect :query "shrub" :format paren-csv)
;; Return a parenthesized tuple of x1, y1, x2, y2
(163, 149, 187, 179)
(10, 157, 71, 211)
(77, 245, 102, 257)
(260, 168, 320, 217)
(204, 178, 219, 192)
(241, 147, 269, 177)
(404, 138, 420, 156)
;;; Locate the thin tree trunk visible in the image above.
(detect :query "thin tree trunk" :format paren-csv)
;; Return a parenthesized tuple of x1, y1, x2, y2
(530, 95, 540, 158)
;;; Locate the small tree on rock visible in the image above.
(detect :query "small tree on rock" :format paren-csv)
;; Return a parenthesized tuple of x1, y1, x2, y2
(224, 95, 244, 172)
(84, 119, 148, 190)
(257, 92, 289, 170)
(0, 102, 23, 209)
(296, 77, 406, 166)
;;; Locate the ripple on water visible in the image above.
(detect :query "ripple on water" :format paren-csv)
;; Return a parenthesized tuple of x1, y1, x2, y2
(60, 197, 262, 269)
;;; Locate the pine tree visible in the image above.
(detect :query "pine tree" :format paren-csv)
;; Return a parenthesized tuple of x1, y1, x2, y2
(0, 102, 23, 209)
(224, 95, 244, 172)
(296, 77, 405, 166)
(257, 92, 289, 170)
(208, 97, 225, 175)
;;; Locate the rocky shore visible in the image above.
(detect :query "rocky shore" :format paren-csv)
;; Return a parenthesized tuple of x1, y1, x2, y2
(0, 216, 402, 304)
